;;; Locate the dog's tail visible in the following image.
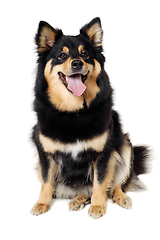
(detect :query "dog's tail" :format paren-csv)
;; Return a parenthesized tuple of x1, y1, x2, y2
(133, 146, 150, 176)
(122, 145, 151, 192)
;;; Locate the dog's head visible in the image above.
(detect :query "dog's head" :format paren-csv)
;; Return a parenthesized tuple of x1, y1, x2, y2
(35, 18, 110, 112)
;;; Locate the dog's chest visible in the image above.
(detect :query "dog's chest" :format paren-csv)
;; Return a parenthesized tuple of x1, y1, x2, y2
(59, 141, 88, 159)
(53, 148, 99, 188)
(39, 131, 108, 157)
(39, 132, 108, 187)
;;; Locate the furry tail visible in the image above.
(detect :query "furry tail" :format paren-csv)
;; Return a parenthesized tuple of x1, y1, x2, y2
(133, 146, 150, 175)
(122, 146, 151, 192)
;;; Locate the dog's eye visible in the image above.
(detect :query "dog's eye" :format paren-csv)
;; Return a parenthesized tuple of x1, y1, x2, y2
(81, 51, 89, 59)
(58, 52, 67, 60)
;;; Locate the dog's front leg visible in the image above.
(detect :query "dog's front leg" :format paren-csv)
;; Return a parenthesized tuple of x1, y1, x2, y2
(31, 154, 58, 216)
(89, 151, 117, 219)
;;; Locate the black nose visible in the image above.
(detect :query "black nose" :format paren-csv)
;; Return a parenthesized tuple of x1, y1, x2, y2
(71, 60, 83, 71)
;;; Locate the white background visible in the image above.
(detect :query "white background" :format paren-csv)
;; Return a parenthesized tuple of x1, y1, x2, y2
(1, 0, 160, 239)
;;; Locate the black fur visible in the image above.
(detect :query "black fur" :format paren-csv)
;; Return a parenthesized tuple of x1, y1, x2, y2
(33, 17, 149, 189)
(32, 125, 50, 182)
(53, 150, 95, 188)
(31, 18, 151, 217)
(133, 146, 150, 175)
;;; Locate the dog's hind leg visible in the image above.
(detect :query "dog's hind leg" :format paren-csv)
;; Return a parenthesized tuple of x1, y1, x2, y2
(113, 185, 132, 209)
(69, 196, 91, 211)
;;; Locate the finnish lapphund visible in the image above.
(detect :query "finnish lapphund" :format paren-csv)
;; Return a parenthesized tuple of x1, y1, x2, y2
(31, 17, 150, 218)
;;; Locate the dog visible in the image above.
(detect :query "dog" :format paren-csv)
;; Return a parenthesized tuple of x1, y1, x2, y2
(31, 17, 149, 219)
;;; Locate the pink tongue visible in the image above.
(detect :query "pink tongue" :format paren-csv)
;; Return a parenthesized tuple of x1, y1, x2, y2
(67, 74, 86, 96)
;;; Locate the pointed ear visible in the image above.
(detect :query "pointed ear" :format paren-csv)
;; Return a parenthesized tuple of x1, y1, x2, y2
(35, 21, 63, 53)
(80, 17, 103, 48)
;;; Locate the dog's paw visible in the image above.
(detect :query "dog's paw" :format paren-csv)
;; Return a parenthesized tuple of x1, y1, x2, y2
(69, 196, 90, 211)
(88, 205, 106, 219)
(31, 202, 50, 216)
(113, 193, 132, 209)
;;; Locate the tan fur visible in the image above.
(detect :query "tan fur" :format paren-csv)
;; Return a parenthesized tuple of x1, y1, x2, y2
(39, 131, 109, 156)
(31, 157, 59, 216)
(86, 23, 103, 47)
(83, 59, 101, 106)
(62, 46, 69, 53)
(88, 206, 106, 219)
(45, 59, 84, 112)
(44, 58, 101, 111)
(31, 203, 50, 215)
(89, 151, 119, 218)
(69, 196, 90, 211)
(91, 152, 118, 205)
(38, 183, 54, 205)
(113, 185, 132, 209)
(78, 45, 84, 53)
(38, 26, 56, 52)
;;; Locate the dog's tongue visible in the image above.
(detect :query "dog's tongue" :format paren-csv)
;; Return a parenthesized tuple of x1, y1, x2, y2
(67, 74, 86, 96)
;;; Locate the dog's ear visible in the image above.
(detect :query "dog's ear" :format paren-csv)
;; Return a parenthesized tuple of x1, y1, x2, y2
(35, 21, 63, 53)
(80, 17, 103, 49)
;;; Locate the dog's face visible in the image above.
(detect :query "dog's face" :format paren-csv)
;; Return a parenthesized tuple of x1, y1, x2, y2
(35, 18, 106, 112)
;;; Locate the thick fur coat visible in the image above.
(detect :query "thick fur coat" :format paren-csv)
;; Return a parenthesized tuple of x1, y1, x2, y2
(31, 18, 149, 218)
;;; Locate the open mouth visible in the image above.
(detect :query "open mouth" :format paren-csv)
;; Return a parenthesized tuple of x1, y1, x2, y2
(58, 72, 87, 96)
(58, 72, 87, 85)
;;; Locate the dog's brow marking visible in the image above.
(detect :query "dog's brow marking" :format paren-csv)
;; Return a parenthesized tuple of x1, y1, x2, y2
(62, 46, 69, 53)
(39, 131, 109, 158)
(78, 45, 84, 53)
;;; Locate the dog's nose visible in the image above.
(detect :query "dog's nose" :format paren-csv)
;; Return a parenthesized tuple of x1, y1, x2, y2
(71, 60, 83, 70)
